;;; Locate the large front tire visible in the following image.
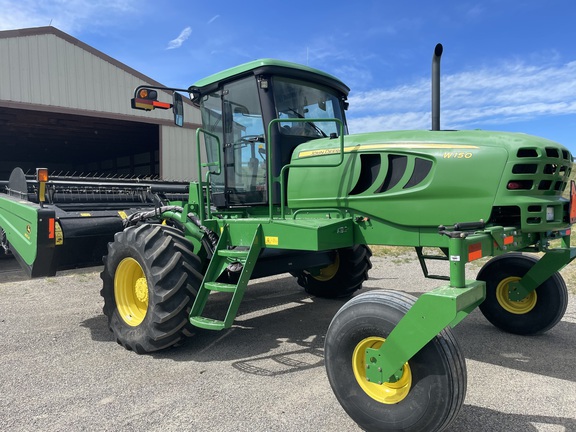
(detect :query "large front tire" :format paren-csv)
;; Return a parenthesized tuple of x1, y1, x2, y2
(295, 245, 372, 298)
(477, 253, 568, 335)
(325, 290, 466, 432)
(100, 224, 203, 353)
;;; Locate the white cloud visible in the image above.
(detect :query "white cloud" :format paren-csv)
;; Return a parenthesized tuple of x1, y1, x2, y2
(347, 60, 576, 133)
(207, 15, 220, 25)
(349, 112, 431, 133)
(166, 26, 192, 50)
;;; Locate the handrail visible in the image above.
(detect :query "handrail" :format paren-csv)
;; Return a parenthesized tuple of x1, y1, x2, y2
(292, 207, 347, 219)
(195, 128, 222, 222)
(266, 118, 345, 220)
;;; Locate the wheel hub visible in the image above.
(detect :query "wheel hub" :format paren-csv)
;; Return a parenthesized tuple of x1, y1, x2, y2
(352, 336, 412, 404)
(311, 254, 340, 282)
(496, 276, 537, 314)
(135, 277, 148, 303)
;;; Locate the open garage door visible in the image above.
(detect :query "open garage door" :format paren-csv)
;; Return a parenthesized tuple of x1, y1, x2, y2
(0, 107, 159, 179)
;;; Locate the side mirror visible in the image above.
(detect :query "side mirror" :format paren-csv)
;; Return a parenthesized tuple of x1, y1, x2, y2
(173, 92, 184, 127)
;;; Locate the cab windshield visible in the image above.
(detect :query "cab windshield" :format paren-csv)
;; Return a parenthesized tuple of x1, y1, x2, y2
(273, 77, 347, 138)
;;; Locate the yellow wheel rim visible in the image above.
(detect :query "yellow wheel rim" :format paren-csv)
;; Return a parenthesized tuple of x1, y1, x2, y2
(352, 337, 412, 404)
(496, 276, 537, 314)
(114, 257, 148, 326)
(311, 254, 340, 282)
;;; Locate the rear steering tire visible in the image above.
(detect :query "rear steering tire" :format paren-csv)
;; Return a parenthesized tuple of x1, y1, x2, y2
(477, 253, 568, 335)
(100, 224, 203, 353)
(295, 245, 372, 298)
(325, 290, 466, 432)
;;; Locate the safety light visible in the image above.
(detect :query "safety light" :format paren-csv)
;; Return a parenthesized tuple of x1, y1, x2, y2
(36, 168, 48, 183)
(132, 87, 172, 111)
(138, 88, 158, 100)
(507, 180, 532, 190)
(36, 167, 48, 205)
(570, 181, 576, 224)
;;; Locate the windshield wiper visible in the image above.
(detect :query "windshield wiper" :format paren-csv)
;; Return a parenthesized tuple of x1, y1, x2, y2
(288, 108, 327, 138)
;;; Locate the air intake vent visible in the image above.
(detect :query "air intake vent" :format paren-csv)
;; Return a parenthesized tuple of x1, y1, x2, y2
(404, 158, 433, 189)
(554, 181, 565, 191)
(506, 144, 571, 199)
(512, 164, 537, 174)
(349, 154, 381, 195)
(543, 164, 557, 174)
(517, 148, 538, 158)
(376, 155, 408, 193)
(538, 180, 552, 190)
(348, 154, 433, 196)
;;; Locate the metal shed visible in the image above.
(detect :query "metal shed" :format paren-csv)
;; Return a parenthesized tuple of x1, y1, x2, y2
(0, 26, 200, 180)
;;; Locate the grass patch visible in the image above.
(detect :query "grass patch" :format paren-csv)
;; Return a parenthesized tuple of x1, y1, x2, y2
(370, 245, 411, 257)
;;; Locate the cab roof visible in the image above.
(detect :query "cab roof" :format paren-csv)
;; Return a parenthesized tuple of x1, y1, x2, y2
(188, 58, 350, 97)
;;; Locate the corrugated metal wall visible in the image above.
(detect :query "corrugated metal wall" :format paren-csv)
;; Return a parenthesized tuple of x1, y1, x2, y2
(0, 27, 201, 180)
(161, 126, 201, 181)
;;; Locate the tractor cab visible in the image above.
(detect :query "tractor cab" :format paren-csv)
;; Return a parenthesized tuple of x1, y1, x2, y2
(194, 60, 351, 208)
(131, 60, 350, 208)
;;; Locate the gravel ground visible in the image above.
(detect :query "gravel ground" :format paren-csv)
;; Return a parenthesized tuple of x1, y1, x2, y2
(0, 255, 575, 432)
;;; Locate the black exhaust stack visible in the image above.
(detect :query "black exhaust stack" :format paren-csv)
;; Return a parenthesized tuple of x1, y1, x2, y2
(432, 43, 443, 131)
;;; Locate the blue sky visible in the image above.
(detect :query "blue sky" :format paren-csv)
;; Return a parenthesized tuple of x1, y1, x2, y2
(2, 0, 576, 153)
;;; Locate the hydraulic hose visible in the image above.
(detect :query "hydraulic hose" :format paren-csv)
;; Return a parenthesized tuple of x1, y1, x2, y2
(124, 205, 219, 251)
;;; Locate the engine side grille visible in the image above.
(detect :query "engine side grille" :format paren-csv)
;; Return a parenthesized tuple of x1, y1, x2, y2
(349, 153, 433, 196)
(497, 145, 573, 229)
(507, 146, 572, 194)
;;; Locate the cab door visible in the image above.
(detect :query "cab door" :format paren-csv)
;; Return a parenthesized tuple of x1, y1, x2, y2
(200, 76, 267, 207)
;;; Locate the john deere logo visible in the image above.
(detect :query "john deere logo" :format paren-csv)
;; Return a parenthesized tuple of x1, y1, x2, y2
(26, 225, 31, 233)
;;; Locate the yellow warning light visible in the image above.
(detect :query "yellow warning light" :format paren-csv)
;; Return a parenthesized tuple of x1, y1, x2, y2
(36, 168, 48, 182)
(36, 168, 48, 204)
(139, 89, 149, 98)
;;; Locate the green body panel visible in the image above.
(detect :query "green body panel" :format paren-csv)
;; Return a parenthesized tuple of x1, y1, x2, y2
(0, 192, 58, 277)
(210, 217, 354, 251)
(0, 194, 41, 265)
(287, 130, 572, 237)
